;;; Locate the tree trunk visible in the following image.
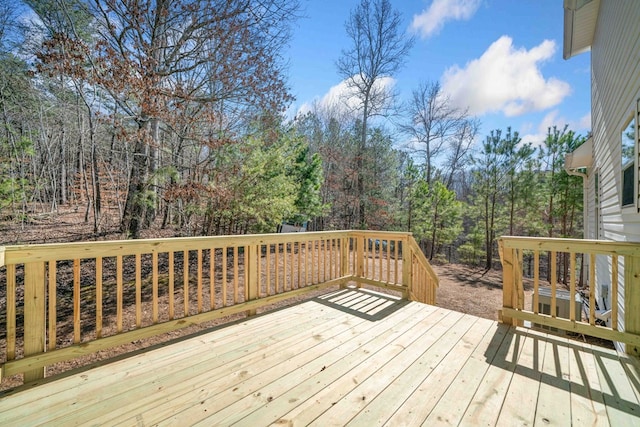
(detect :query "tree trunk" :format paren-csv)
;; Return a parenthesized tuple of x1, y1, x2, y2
(121, 124, 150, 238)
(144, 118, 160, 227)
(358, 100, 368, 229)
(89, 116, 101, 234)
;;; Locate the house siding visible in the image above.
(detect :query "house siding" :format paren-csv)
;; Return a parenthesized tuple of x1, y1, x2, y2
(586, 170, 596, 239)
(590, 1, 640, 351)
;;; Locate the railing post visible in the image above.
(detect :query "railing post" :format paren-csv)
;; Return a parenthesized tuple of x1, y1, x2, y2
(246, 244, 259, 316)
(430, 277, 436, 305)
(402, 239, 412, 300)
(340, 237, 349, 288)
(23, 261, 46, 382)
(499, 240, 516, 326)
(624, 255, 640, 356)
(356, 235, 364, 288)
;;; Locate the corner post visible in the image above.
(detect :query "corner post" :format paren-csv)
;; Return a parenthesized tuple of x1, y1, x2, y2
(402, 238, 413, 300)
(499, 239, 516, 326)
(23, 261, 46, 382)
(624, 255, 640, 356)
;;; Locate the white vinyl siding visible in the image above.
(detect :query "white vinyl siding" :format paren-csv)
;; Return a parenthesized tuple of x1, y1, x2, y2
(590, 1, 640, 351)
(586, 170, 598, 239)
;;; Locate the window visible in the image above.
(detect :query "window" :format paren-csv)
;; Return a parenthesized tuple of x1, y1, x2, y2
(621, 108, 637, 208)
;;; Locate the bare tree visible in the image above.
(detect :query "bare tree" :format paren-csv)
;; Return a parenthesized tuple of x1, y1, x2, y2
(443, 117, 480, 190)
(403, 81, 473, 185)
(337, 0, 413, 228)
(35, 0, 300, 238)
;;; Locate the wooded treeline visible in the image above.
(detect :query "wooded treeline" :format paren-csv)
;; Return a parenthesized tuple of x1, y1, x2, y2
(0, 0, 586, 270)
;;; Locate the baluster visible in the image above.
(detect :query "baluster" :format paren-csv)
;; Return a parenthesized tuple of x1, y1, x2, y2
(168, 251, 175, 319)
(569, 252, 576, 322)
(95, 258, 102, 339)
(533, 251, 539, 314)
(135, 254, 142, 327)
(612, 254, 618, 330)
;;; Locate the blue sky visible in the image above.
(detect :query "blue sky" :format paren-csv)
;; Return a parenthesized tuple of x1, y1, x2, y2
(286, 0, 592, 147)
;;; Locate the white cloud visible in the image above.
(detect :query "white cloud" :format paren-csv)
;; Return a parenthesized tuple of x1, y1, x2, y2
(520, 110, 591, 147)
(578, 112, 591, 130)
(411, 0, 481, 38)
(296, 76, 396, 118)
(441, 36, 571, 117)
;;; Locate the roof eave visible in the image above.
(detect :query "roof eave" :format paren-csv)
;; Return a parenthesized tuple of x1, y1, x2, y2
(563, 0, 599, 60)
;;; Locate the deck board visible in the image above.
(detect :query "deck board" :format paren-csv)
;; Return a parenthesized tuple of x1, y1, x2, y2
(417, 318, 508, 427)
(568, 339, 609, 427)
(459, 322, 527, 426)
(228, 301, 445, 426)
(593, 342, 640, 424)
(307, 311, 470, 426)
(0, 306, 306, 423)
(1, 288, 639, 426)
(355, 316, 493, 426)
(535, 331, 572, 426)
(170, 302, 432, 426)
(82, 300, 372, 426)
(495, 329, 545, 427)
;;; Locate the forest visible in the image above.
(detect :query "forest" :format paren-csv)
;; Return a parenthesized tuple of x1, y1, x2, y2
(0, 0, 586, 270)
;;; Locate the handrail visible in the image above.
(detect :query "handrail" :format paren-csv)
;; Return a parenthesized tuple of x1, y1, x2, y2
(406, 237, 439, 305)
(407, 237, 439, 287)
(500, 235, 640, 256)
(0, 231, 353, 266)
(499, 236, 640, 356)
(0, 230, 438, 384)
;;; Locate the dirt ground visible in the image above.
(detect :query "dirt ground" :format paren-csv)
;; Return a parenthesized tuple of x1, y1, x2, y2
(432, 263, 511, 321)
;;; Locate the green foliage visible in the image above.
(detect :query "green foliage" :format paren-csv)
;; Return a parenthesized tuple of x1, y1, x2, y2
(362, 127, 402, 230)
(539, 126, 586, 238)
(410, 179, 462, 259)
(288, 141, 328, 224)
(0, 136, 34, 215)
(187, 125, 328, 235)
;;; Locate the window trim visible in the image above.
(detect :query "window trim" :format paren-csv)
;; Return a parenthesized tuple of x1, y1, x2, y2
(620, 101, 639, 212)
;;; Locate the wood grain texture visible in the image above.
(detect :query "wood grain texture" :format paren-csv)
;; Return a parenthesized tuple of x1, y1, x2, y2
(1, 290, 638, 426)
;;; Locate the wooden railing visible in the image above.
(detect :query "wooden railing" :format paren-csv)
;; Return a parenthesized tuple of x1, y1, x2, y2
(0, 230, 437, 383)
(407, 237, 439, 305)
(499, 236, 640, 355)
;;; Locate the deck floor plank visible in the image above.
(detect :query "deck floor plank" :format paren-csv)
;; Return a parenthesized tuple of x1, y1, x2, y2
(276, 309, 458, 427)
(0, 289, 638, 427)
(110, 294, 424, 425)
(194, 303, 446, 426)
(217, 302, 437, 426)
(18, 302, 355, 426)
(90, 302, 375, 426)
(348, 316, 494, 426)
(416, 321, 510, 427)
(534, 330, 572, 426)
(495, 329, 547, 427)
(458, 321, 528, 426)
(593, 343, 640, 424)
(567, 339, 609, 427)
(620, 353, 640, 404)
(307, 311, 472, 426)
(0, 305, 317, 423)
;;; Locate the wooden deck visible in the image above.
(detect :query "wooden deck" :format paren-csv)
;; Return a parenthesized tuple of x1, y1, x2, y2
(1, 288, 639, 426)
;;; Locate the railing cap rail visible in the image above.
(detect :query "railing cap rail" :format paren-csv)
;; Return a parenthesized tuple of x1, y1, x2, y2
(0, 230, 414, 266)
(499, 235, 640, 256)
